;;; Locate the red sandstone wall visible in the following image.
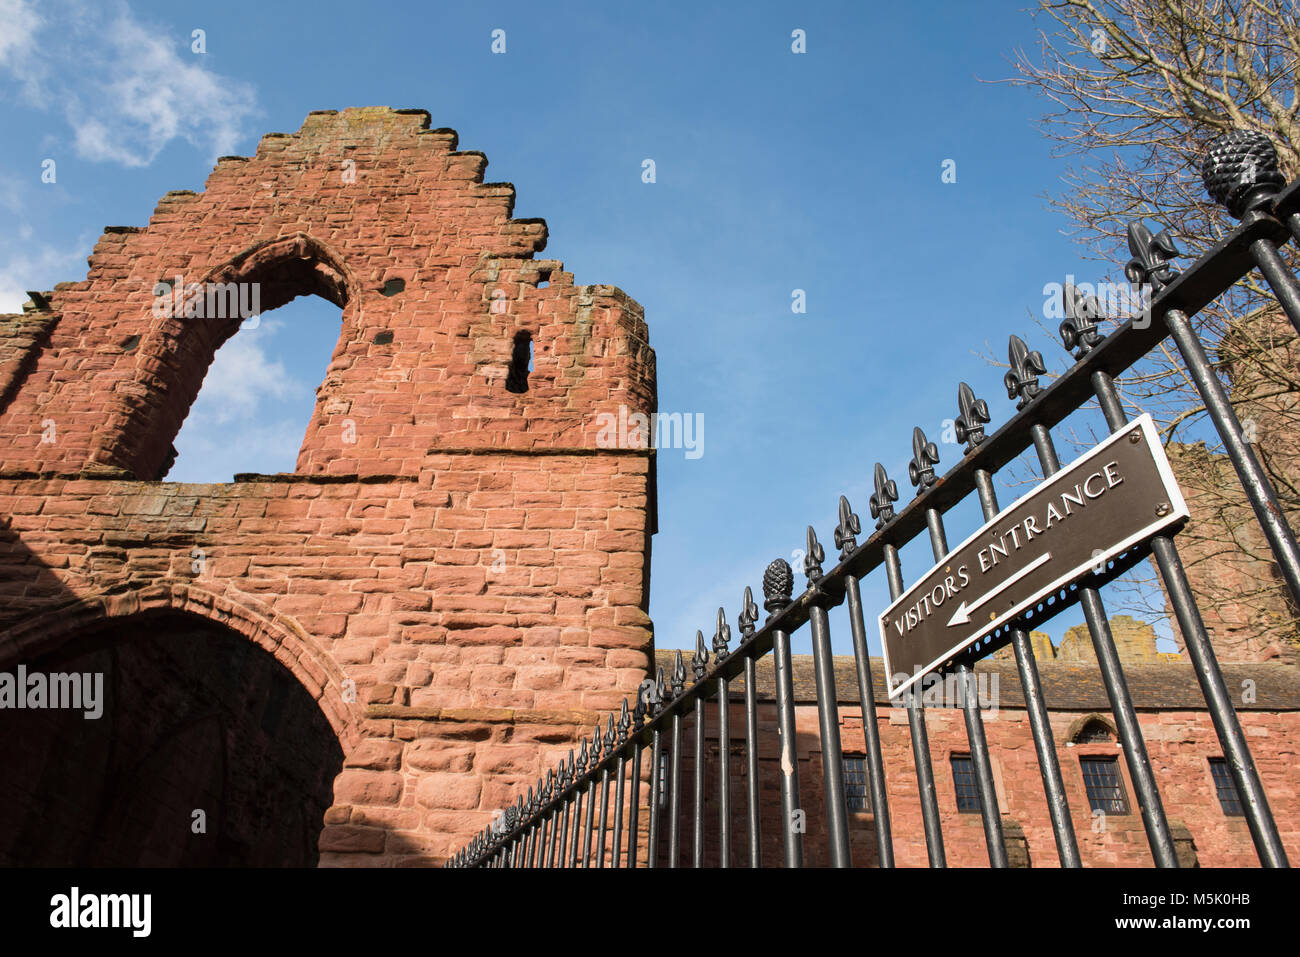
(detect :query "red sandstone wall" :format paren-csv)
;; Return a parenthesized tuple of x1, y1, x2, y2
(0, 107, 658, 866)
(0, 107, 655, 479)
(660, 702, 1300, 868)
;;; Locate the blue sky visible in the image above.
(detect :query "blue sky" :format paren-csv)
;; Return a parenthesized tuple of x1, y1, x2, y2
(0, 0, 1178, 656)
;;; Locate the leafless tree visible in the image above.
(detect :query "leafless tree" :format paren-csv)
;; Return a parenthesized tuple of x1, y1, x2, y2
(1000, 0, 1300, 660)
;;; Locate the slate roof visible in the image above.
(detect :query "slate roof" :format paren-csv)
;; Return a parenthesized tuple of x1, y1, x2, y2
(650, 651, 1300, 711)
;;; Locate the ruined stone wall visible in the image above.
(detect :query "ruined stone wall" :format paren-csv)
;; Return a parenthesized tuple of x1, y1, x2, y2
(1162, 310, 1300, 665)
(0, 107, 657, 866)
(990, 616, 1180, 664)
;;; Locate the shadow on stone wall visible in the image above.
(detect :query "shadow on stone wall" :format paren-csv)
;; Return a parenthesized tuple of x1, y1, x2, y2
(0, 526, 347, 867)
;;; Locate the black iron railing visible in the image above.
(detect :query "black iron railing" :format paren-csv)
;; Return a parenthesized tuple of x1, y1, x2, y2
(448, 130, 1300, 869)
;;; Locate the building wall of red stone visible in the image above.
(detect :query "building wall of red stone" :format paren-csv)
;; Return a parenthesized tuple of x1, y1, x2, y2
(836, 704, 1298, 867)
(639, 700, 1300, 868)
(0, 107, 657, 866)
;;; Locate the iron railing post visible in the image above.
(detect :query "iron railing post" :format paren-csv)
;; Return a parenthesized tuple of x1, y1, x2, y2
(691, 632, 708, 868)
(1161, 308, 1300, 607)
(804, 527, 853, 867)
(647, 676, 665, 868)
(884, 541, 946, 868)
(764, 559, 804, 868)
(1084, 358, 1289, 867)
(959, 377, 1081, 868)
(1029, 418, 1179, 868)
(1202, 129, 1300, 337)
(713, 608, 734, 868)
(834, 494, 894, 866)
(668, 651, 686, 868)
(909, 426, 1007, 868)
(738, 587, 763, 869)
(843, 573, 895, 866)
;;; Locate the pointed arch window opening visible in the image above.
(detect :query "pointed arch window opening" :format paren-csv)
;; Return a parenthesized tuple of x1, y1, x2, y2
(166, 293, 344, 482)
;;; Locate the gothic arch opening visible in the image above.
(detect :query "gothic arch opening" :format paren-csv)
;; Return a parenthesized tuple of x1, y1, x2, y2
(167, 293, 344, 481)
(0, 610, 344, 866)
(1068, 714, 1118, 744)
(101, 234, 358, 480)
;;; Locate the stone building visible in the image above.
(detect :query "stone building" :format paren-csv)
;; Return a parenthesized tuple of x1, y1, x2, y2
(0, 107, 656, 865)
(652, 651, 1300, 868)
(0, 107, 1296, 867)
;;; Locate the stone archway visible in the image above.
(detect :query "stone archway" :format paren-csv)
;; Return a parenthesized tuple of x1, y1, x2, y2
(93, 232, 361, 479)
(0, 606, 346, 866)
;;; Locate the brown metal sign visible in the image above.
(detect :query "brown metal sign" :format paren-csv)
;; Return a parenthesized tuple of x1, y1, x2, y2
(879, 414, 1188, 699)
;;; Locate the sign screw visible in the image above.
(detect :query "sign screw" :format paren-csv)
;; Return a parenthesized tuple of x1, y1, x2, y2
(1155, 502, 1171, 517)
(1129, 431, 1142, 443)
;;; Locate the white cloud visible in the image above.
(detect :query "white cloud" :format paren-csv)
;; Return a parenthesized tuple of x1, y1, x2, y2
(0, 0, 257, 167)
(0, 0, 39, 69)
(169, 416, 307, 482)
(188, 318, 304, 425)
(169, 416, 308, 481)
(0, 238, 93, 312)
(170, 318, 316, 479)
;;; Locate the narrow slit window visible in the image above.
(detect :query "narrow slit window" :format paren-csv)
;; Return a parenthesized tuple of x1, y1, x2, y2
(506, 332, 532, 394)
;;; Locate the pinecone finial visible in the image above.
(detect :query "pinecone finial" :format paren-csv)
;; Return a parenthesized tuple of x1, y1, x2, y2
(1202, 128, 1285, 219)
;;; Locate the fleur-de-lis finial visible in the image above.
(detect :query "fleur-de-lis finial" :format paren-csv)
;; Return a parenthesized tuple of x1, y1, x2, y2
(691, 630, 709, 681)
(1004, 335, 1047, 409)
(738, 586, 759, 638)
(605, 713, 617, 752)
(869, 463, 899, 529)
(671, 651, 687, 697)
(560, 750, 573, 788)
(762, 558, 794, 616)
(617, 698, 630, 744)
(954, 382, 990, 453)
(713, 607, 731, 662)
(653, 666, 667, 713)
(634, 680, 651, 730)
(544, 768, 554, 800)
(1060, 282, 1106, 359)
(833, 495, 861, 559)
(516, 795, 525, 821)
(577, 737, 588, 774)
(526, 784, 534, 815)
(908, 426, 940, 493)
(1124, 221, 1182, 292)
(1201, 128, 1286, 220)
(591, 725, 603, 762)
(803, 525, 825, 582)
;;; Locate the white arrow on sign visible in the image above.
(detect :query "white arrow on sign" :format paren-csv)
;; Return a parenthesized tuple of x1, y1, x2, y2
(946, 551, 1053, 628)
